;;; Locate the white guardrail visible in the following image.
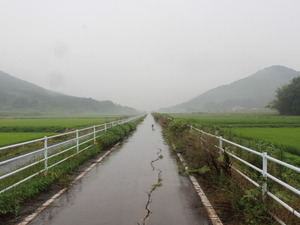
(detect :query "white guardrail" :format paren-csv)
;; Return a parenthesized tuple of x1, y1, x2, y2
(0, 115, 143, 194)
(190, 125, 300, 224)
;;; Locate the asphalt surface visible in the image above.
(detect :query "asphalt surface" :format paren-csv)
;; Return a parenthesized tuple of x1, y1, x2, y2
(28, 114, 210, 225)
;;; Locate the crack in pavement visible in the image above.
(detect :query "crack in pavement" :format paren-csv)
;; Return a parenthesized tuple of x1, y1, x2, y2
(150, 148, 163, 171)
(138, 148, 163, 225)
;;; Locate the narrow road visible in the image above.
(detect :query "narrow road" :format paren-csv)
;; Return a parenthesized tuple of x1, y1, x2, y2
(27, 115, 210, 225)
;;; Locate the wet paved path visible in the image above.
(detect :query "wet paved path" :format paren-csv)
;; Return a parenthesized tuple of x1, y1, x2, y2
(28, 115, 210, 225)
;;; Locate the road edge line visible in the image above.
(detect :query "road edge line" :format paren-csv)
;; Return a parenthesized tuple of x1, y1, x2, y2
(177, 153, 223, 225)
(18, 143, 120, 225)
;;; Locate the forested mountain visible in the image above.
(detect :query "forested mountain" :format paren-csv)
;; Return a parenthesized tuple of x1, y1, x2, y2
(160, 66, 300, 113)
(0, 71, 138, 116)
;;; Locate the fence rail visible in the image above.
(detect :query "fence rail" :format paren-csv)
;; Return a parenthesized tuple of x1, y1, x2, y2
(190, 125, 300, 222)
(0, 115, 143, 194)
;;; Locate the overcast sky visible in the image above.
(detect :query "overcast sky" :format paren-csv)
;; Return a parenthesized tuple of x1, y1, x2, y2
(0, 0, 300, 111)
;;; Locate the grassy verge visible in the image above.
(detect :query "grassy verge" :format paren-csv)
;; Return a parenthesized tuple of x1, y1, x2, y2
(0, 117, 144, 219)
(154, 113, 299, 225)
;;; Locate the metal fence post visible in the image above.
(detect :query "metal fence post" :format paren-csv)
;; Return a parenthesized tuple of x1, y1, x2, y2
(93, 125, 96, 143)
(219, 136, 223, 151)
(76, 129, 79, 154)
(44, 136, 48, 171)
(262, 152, 268, 200)
(105, 123, 107, 132)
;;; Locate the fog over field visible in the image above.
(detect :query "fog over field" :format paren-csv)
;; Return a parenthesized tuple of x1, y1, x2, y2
(0, 0, 300, 111)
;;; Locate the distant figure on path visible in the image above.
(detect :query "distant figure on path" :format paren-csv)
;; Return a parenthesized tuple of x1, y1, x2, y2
(152, 124, 155, 131)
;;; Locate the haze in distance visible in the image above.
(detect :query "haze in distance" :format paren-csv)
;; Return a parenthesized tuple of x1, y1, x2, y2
(1, 0, 300, 111)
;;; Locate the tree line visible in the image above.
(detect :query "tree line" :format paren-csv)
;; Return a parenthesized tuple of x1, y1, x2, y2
(268, 76, 300, 115)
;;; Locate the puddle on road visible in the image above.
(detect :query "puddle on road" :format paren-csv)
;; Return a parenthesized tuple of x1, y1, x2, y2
(28, 115, 210, 225)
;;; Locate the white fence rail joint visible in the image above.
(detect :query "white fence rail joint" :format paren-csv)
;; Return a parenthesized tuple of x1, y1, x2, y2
(189, 125, 300, 222)
(0, 115, 144, 195)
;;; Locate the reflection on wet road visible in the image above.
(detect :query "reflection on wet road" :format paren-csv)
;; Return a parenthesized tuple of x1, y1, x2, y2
(29, 115, 210, 225)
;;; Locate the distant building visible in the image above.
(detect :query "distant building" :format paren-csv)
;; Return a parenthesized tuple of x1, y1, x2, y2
(232, 106, 245, 112)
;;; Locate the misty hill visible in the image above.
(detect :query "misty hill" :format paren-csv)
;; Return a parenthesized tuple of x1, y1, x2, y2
(160, 65, 300, 113)
(0, 71, 138, 116)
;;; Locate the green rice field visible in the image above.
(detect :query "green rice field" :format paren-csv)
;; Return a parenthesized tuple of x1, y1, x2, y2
(231, 127, 300, 151)
(171, 113, 300, 127)
(170, 113, 300, 164)
(0, 132, 53, 147)
(0, 116, 119, 131)
(0, 115, 122, 147)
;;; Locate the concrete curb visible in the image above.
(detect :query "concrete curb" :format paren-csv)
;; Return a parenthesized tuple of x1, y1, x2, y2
(18, 143, 120, 225)
(177, 153, 223, 225)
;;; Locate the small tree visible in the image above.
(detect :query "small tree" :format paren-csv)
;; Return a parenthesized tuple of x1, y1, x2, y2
(268, 76, 300, 115)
